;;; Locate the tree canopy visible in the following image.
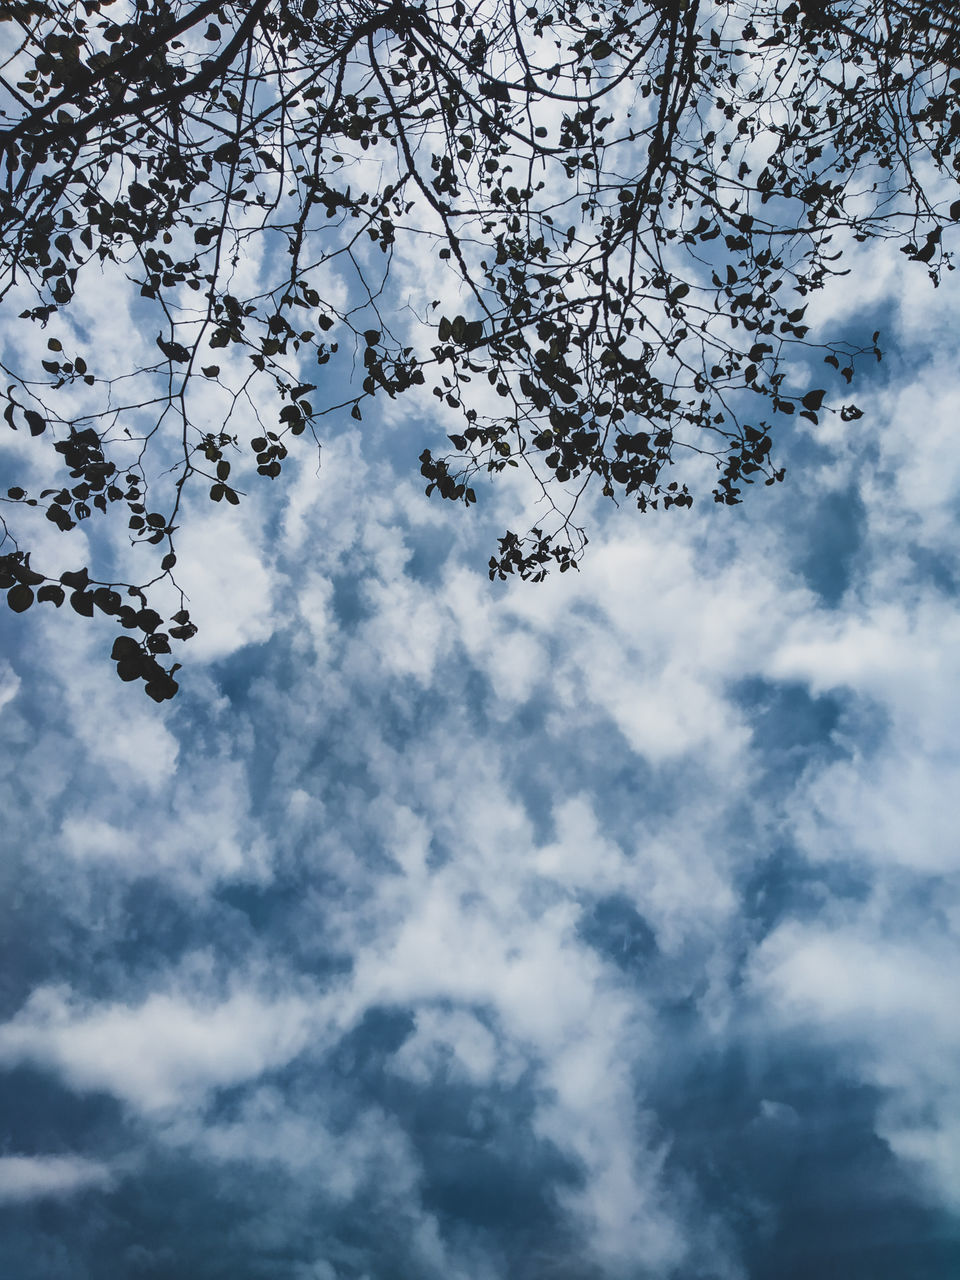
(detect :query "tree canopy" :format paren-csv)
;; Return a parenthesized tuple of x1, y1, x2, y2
(1, 0, 958, 698)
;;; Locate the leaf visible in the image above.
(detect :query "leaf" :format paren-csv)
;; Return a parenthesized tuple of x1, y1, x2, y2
(156, 334, 191, 363)
(60, 568, 89, 591)
(7, 584, 34, 612)
(15, 562, 44, 586)
(93, 587, 122, 614)
(128, 181, 152, 210)
(135, 608, 162, 633)
(116, 656, 145, 682)
(70, 590, 94, 617)
(801, 389, 825, 411)
(46, 505, 74, 531)
(37, 584, 65, 606)
(145, 677, 178, 702)
(111, 635, 140, 661)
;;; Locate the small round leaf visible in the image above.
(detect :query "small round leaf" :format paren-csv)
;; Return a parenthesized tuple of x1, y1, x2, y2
(7, 584, 34, 613)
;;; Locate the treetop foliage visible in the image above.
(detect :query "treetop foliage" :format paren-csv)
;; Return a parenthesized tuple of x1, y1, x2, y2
(1, 0, 958, 697)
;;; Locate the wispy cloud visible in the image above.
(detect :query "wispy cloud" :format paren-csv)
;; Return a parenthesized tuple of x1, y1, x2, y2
(0, 1154, 112, 1203)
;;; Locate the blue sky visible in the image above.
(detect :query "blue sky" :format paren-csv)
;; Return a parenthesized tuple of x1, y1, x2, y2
(1, 214, 960, 1280)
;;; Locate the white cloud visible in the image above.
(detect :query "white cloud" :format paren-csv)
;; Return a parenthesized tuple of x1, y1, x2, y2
(751, 920, 960, 1210)
(290, 741, 729, 1272)
(0, 661, 20, 720)
(48, 732, 274, 890)
(172, 506, 277, 662)
(192, 1086, 421, 1200)
(0, 971, 320, 1114)
(768, 591, 960, 874)
(32, 609, 181, 790)
(390, 1008, 500, 1086)
(751, 923, 957, 1033)
(0, 1154, 112, 1203)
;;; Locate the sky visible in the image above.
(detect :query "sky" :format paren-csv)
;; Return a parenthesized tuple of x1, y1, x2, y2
(2, 151, 960, 1280)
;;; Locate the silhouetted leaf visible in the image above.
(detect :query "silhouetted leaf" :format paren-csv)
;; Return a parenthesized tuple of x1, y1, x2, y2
(60, 568, 89, 591)
(7, 584, 34, 612)
(70, 590, 94, 616)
